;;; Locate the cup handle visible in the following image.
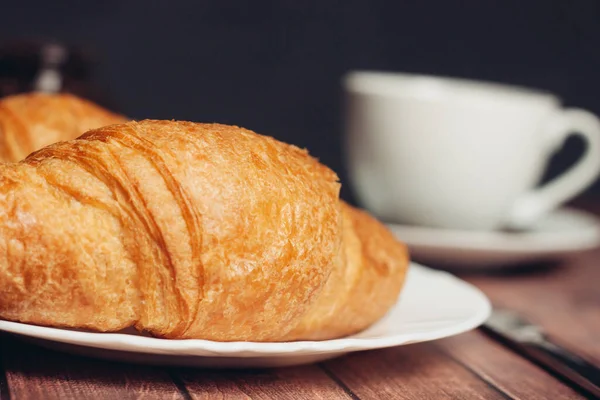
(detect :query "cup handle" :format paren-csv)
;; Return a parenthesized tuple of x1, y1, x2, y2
(505, 108, 600, 230)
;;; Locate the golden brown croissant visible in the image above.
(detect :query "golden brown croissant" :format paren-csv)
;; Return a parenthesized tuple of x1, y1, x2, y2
(0, 120, 408, 341)
(0, 92, 126, 162)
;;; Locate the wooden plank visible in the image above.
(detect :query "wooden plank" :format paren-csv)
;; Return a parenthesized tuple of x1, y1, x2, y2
(176, 364, 352, 400)
(1, 333, 185, 400)
(464, 248, 600, 362)
(437, 331, 582, 399)
(321, 342, 509, 399)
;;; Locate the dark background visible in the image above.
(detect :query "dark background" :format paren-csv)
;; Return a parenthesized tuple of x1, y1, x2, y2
(2, 0, 600, 203)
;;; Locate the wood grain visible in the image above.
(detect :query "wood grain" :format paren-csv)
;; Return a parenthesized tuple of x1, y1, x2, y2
(322, 342, 509, 399)
(0, 333, 185, 400)
(437, 331, 582, 399)
(463, 248, 600, 363)
(176, 365, 352, 400)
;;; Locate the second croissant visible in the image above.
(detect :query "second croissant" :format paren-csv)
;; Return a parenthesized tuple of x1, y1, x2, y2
(0, 93, 126, 162)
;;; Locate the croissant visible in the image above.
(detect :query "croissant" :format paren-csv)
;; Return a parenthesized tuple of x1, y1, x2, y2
(0, 93, 126, 162)
(0, 120, 409, 341)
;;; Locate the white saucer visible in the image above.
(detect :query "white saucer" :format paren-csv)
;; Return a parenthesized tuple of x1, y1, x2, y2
(0, 263, 490, 368)
(387, 208, 600, 268)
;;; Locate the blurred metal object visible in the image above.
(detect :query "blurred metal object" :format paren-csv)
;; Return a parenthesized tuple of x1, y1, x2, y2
(483, 308, 600, 398)
(0, 39, 117, 110)
(33, 42, 68, 93)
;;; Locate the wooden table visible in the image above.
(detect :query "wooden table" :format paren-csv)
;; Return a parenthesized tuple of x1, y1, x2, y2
(1, 208, 599, 400)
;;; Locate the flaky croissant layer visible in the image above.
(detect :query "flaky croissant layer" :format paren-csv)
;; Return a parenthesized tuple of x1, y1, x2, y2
(0, 120, 408, 341)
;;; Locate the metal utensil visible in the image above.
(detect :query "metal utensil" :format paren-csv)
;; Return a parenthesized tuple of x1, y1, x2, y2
(483, 308, 600, 398)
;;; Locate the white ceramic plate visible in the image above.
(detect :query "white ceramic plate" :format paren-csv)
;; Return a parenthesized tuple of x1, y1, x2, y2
(0, 263, 490, 368)
(387, 208, 600, 269)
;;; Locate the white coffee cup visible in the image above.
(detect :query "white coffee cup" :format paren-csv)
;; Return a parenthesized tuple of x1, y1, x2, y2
(343, 71, 600, 230)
